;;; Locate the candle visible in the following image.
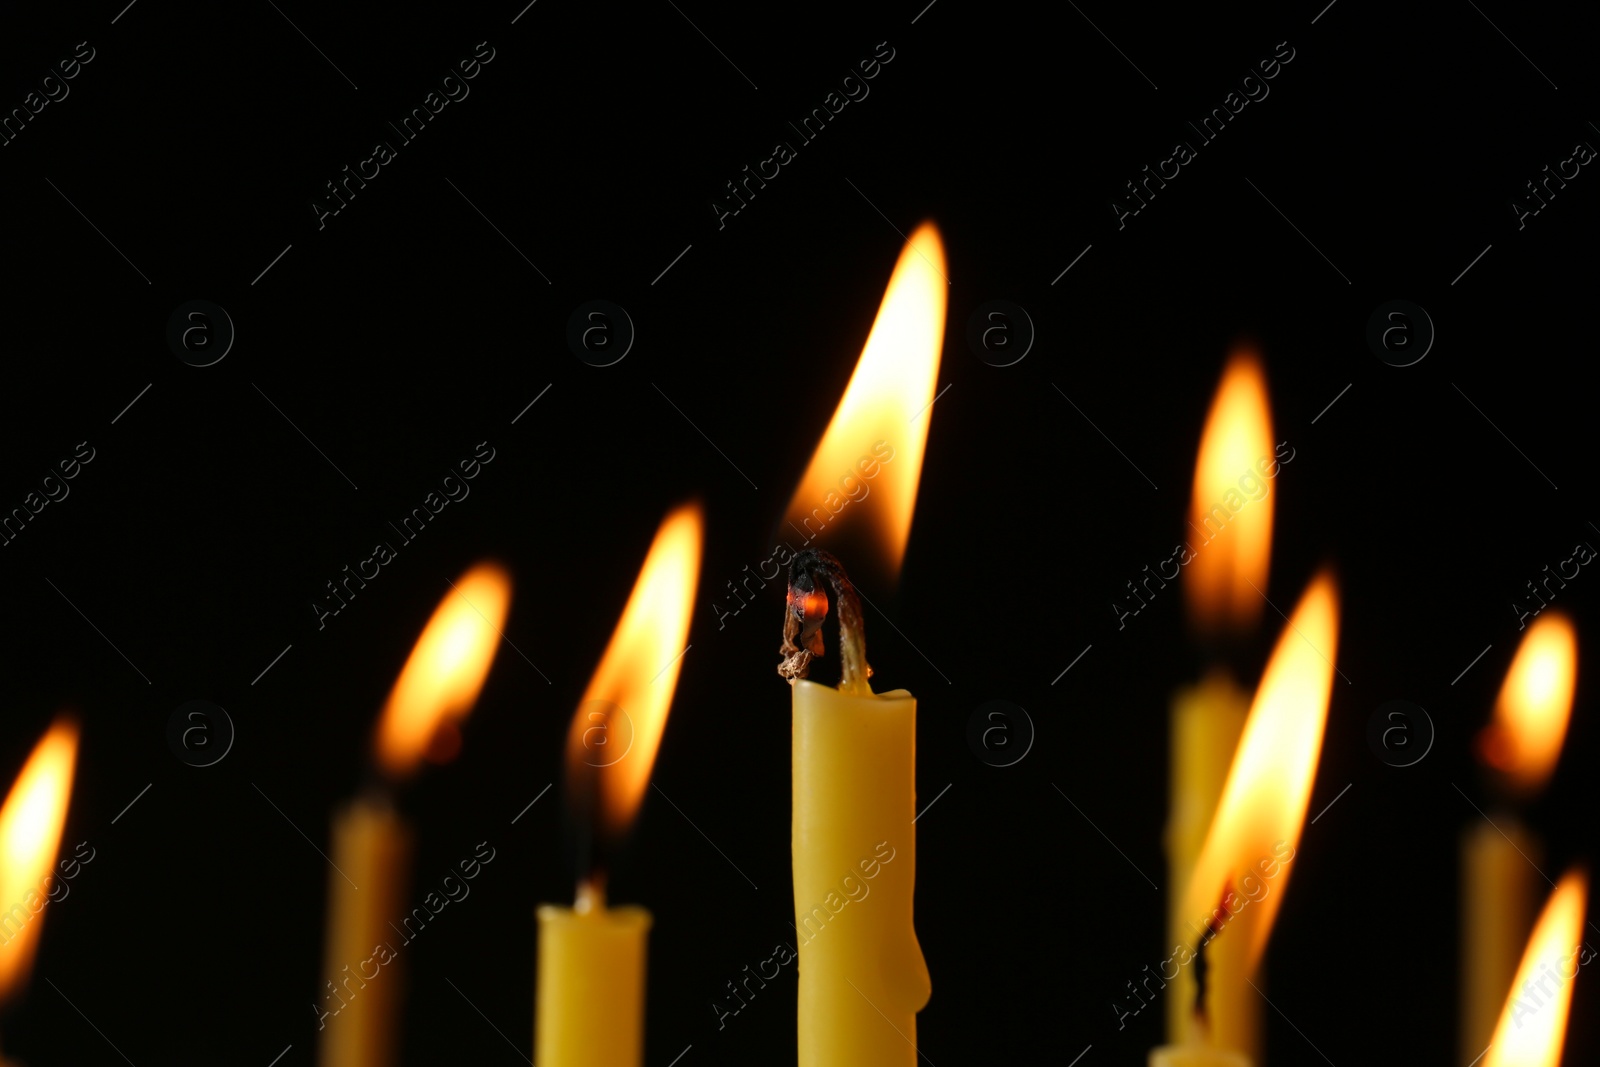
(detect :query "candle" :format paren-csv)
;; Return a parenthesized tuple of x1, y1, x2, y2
(1148, 1050, 1249, 1067)
(1481, 868, 1588, 1067)
(318, 562, 511, 1067)
(535, 504, 702, 1067)
(780, 553, 930, 1066)
(775, 223, 945, 1067)
(317, 794, 412, 1067)
(535, 886, 651, 1067)
(1164, 673, 1249, 1045)
(1460, 613, 1576, 1061)
(1151, 572, 1339, 1067)
(1165, 352, 1274, 1055)
(0, 718, 79, 1017)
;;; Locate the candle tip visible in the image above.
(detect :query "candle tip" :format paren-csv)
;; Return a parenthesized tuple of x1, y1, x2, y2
(575, 874, 607, 914)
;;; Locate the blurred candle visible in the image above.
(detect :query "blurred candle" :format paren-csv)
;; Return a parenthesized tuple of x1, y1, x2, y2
(1165, 352, 1274, 1055)
(318, 563, 511, 1067)
(1481, 868, 1588, 1067)
(1152, 573, 1339, 1067)
(535, 504, 701, 1067)
(1462, 613, 1576, 1062)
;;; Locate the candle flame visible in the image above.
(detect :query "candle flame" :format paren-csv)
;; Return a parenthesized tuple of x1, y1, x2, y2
(564, 503, 702, 840)
(0, 717, 79, 1005)
(1185, 351, 1274, 633)
(1181, 571, 1338, 971)
(1483, 868, 1588, 1067)
(375, 562, 512, 780)
(1479, 613, 1576, 795)
(782, 222, 946, 580)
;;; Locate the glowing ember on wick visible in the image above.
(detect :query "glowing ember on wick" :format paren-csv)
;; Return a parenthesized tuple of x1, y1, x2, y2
(778, 548, 869, 693)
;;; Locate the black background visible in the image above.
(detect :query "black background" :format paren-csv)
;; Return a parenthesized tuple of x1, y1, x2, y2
(0, 0, 1597, 1064)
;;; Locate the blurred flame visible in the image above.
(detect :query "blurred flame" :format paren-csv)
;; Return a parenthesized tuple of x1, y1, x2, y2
(1186, 351, 1274, 633)
(1483, 869, 1588, 1067)
(1479, 613, 1576, 795)
(565, 504, 702, 840)
(0, 718, 79, 1005)
(782, 222, 946, 580)
(375, 562, 512, 780)
(1181, 571, 1339, 971)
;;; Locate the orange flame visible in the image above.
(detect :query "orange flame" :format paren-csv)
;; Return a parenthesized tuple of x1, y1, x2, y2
(1181, 571, 1339, 971)
(375, 562, 512, 780)
(0, 718, 79, 1004)
(1185, 351, 1275, 633)
(1479, 613, 1576, 795)
(564, 503, 702, 841)
(1483, 868, 1588, 1067)
(782, 222, 946, 580)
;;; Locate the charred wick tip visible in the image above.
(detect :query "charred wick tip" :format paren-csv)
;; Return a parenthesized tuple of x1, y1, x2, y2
(1192, 890, 1230, 1024)
(777, 549, 871, 691)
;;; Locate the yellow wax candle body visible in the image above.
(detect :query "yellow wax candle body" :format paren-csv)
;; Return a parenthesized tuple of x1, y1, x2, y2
(535, 903, 651, 1067)
(1460, 815, 1540, 1061)
(1165, 670, 1253, 1053)
(1149, 1046, 1250, 1067)
(1152, 1043, 1248, 1067)
(319, 794, 413, 1067)
(792, 678, 931, 1067)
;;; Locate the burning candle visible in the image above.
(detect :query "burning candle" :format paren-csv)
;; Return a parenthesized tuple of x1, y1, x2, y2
(1461, 613, 1576, 1062)
(535, 503, 702, 1067)
(776, 223, 944, 1067)
(0, 717, 79, 1058)
(318, 562, 511, 1067)
(1151, 572, 1339, 1067)
(779, 552, 931, 1067)
(1481, 868, 1587, 1067)
(1165, 352, 1275, 1053)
